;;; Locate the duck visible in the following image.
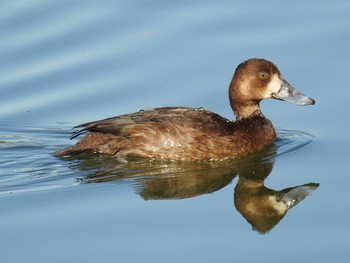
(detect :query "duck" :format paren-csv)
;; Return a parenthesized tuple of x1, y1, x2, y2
(54, 58, 315, 161)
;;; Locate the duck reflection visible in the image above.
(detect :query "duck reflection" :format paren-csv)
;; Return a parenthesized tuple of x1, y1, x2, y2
(233, 155, 319, 233)
(80, 156, 237, 199)
(75, 143, 318, 233)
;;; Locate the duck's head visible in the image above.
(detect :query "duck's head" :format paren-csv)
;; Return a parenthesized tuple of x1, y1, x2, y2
(229, 58, 315, 120)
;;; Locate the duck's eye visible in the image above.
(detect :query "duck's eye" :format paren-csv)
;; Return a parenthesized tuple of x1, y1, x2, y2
(258, 72, 269, 80)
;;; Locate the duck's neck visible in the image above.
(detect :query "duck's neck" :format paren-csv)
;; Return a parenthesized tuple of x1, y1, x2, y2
(232, 103, 263, 121)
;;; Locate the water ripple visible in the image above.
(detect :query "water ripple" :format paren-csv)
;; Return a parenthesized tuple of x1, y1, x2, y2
(275, 128, 316, 158)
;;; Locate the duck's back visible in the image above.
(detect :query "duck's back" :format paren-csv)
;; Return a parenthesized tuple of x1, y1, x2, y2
(54, 107, 275, 160)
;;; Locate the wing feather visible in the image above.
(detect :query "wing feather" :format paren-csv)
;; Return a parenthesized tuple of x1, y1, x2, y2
(70, 107, 234, 140)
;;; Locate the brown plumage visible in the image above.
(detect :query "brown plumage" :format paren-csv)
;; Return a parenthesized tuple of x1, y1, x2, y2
(54, 58, 315, 161)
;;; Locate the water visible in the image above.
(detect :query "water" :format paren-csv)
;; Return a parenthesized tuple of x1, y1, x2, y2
(1, 0, 350, 262)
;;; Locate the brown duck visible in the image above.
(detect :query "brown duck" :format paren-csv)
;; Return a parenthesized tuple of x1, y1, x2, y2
(54, 58, 315, 161)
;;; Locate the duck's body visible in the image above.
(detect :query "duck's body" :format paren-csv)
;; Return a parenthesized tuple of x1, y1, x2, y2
(54, 58, 315, 161)
(55, 107, 275, 160)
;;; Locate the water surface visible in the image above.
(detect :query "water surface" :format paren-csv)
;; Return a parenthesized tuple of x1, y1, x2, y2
(1, 0, 350, 262)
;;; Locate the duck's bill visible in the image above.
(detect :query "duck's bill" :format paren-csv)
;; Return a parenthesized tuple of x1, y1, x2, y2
(278, 183, 319, 209)
(272, 79, 315, 106)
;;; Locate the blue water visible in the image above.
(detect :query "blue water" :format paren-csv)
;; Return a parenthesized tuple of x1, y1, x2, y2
(1, 0, 350, 262)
